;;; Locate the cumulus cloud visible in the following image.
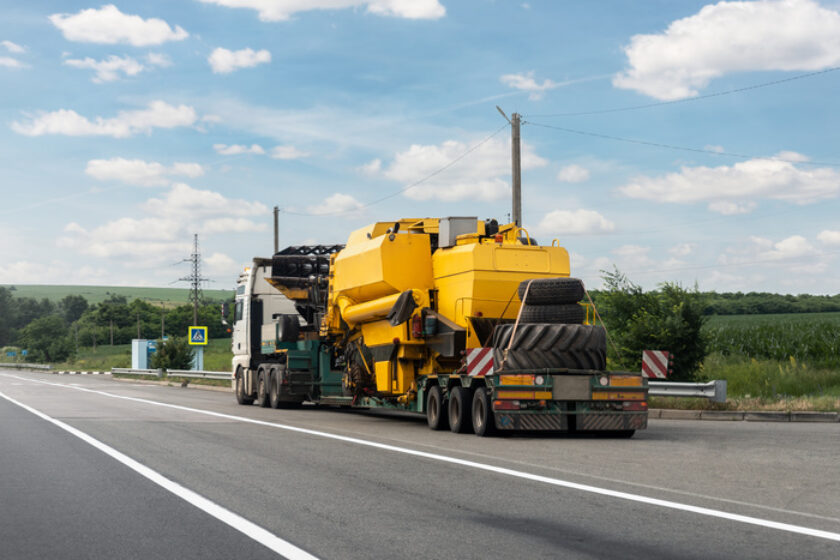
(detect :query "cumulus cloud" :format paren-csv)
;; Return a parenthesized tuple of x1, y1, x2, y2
(556, 164, 590, 183)
(500, 71, 560, 100)
(536, 209, 615, 236)
(669, 243, 696, 257)
(49, 5, 188, 46)
(0, 260, 106, 284)
(214, 143, 265, 155)
(197, 0, 445, 21)
(359, 158, 382, 175)
(85, 158, 203, 187)
(64, 55, 143, 82)
(11, 100, 198, 138)
(618, 153, 840, 213)
(2, 40, 24, 53)
(306, 193, 363, 215)
(0, 57, 25, 68)
(371, 137, 546, 201)
(269, 145, 309, 159)
(143, 183, 269, 219)
(613, 0, 840, 100)
(208, 47, 271, 73)
(817, 230, 840, 245)
(719, 234, 829, 273)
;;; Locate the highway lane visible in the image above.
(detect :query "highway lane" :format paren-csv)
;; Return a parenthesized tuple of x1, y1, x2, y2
(1, 369, 838, 559)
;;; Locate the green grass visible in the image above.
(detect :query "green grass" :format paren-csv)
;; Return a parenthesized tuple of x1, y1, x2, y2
(705, 311, 840, 327)
(2, 284, 233, 306)
(54, 337, 233, 372)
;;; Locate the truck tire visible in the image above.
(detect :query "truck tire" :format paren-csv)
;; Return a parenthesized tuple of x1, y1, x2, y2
(492, 323, 607, 371)
(426, 385, 448, 431)
(448, 386, 473, 434)
(518, 277, 584, 305)
(519, 303, 585, 324)
(471, 387, 496, 437)
(269, 367, 281, 409)
(257, 368, 271, 408)
(235, 368, 254, 405)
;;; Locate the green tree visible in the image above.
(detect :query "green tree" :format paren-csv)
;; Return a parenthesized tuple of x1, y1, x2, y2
(150, 337, 195, 370)
(59, 295, 89, 324)
(0, 287, 13, 346)
(17, 314, 74, 363)
(597, 268, 708, 381)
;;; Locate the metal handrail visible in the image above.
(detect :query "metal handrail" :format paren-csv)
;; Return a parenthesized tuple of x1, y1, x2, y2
(167, 369, 230, 380)
(112, 367, 163, 378)
(648, 380, 727, 403)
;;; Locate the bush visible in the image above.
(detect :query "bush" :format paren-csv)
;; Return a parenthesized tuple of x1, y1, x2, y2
(150, 337, 195, 370)
(596, 269, 708, 381)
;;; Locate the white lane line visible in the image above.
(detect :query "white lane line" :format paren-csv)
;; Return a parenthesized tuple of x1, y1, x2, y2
(4, 373, 840, 543)
(0, 389, 319, 560)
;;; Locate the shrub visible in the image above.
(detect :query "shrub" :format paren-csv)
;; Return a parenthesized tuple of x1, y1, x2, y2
(150, 337, 195, 370)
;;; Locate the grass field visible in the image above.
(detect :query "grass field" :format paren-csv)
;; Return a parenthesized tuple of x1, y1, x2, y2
(2, 284, 233, 306)
(705, 311, 840, 326)
(55, 337, 233, 372)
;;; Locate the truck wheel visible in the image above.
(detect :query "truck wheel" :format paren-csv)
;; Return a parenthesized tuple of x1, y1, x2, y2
(257, 368, 271, 408)
(426, 385, 448, 431)
(518, 277, 584, 305)
(235, 369, 254, 405)
(471, 387, 496, 437)
(448, 386, 473, 434)
(269, 367, 281, 409)
(519, 303, 585, 324)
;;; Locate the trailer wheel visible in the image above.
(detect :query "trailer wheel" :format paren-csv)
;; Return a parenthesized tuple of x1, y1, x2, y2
(471, 387, 496, 437)
(426, 385, 448, 431)
(269, 367, 281, 409)
(448, 386, 473, 434)
(235, 368, 254, 405)
(518, 277, 584, 305)
(256, 368, 271, 408)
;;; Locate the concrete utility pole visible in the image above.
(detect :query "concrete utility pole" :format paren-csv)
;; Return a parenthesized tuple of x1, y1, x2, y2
(273, 206, 279, 254)
(511, 112, 522, 227)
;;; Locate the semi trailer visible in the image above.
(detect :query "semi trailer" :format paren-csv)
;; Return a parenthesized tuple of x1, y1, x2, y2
(232, 217, 647, 436)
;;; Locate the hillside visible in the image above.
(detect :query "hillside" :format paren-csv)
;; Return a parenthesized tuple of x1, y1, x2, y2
(1, 285, 233, 306)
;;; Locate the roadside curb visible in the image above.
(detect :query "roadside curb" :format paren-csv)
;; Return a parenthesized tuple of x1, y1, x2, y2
(54, 371, 110, 376)
(652, 409, 839, 423)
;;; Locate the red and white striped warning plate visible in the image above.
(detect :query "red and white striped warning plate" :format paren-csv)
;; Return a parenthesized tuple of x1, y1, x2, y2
(466, 348, 494, 377)
(642, 350, 669, 379)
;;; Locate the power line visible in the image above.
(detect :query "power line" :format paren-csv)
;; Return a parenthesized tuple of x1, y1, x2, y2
(526, 66, 840, 118)
(524, 120, 840, 167)
(279, 123, 510, 217)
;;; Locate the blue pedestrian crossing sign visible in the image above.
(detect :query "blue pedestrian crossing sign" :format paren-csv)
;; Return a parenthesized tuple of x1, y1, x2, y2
(188, 326, 208, 346)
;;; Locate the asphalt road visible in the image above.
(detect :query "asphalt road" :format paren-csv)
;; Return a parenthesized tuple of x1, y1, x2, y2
(0, 369, 838, 559)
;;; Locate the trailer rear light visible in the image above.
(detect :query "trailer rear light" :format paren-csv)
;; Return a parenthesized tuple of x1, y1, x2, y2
(500, 374, 535, 385)
(610, 374, 643, 387)
(494, 399, 520, 410)
(622, 401, 648, 411)
(496, 390, 552, 400)
(534, 375, 545, 385)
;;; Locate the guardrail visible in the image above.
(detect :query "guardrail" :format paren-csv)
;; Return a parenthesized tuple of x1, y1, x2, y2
(167, 369, 231, 380)
(648, 380, 727, 403)
(111, 367, 163, 378)
(0, 362, 52, 370)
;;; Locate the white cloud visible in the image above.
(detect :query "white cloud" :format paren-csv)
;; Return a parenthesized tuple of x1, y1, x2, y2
(537, 209, 615, 236)
(618, 153, 840, 214)
(0, 260, 106, 284)
(1, 40, 25, 53)
(197, 0, 445, 21)
(556, 164, 590, 183)
(614, 0, 840, 100)
(306, 193, 363, 215)
(720, 234, 828, 273)
(64, 55, 143, 82)
(146, 53, 172, 67)
(144, 183, 269, 219)
(500, 71, 560, 100)
(12, 100, 198, 138)
(817, 230, 840, 245)
(214, 143, 265, 155)
(204, 252, 239, 276)
(669, 243, 695, 257)
(704, 145, 725, 153)
(49, 5, 188, 46)
(269, 145, 309, 159)
(373, 137, 546, 201)
(85, 157, 204, 187)
(359, 158, 382, 175)
(208, 47, 271, 74)
(0, 57, 25, 68)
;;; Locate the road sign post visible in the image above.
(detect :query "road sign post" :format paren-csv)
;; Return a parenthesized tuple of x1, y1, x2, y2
(188, 326, 208, 371)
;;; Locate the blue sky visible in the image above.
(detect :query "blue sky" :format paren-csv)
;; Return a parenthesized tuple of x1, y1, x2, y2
(1, 0, 839, 294)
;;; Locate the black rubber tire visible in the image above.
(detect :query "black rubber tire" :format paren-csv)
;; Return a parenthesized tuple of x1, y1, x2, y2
(235, 368, 254, 405)
(492, 323, 607, 371)
(471, 387, 496, 437)
(257, 368, 271, 408)
(277, 315, 300, 342)
(426, 385, 448, 431)
(519, 303, 585, 324)
(269, 367, 281, 409)
(518, 277, 585, 305)
(448, 386, 473, 434)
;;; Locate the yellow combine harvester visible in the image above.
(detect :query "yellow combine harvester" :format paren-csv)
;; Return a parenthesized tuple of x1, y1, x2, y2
(232, 216, 648, 437)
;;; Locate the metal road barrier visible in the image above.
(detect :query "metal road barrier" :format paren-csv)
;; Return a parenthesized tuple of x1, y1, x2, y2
(0, 362, 52, 370)
(166, 369, 231, 380)
(648, 380, 727, 403)
(111, 367, 163, 378)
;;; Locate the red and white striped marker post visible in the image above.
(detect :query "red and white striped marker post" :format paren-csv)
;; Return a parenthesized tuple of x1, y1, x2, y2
(466, 348, 495, 377)
(642, 350, 670, 379)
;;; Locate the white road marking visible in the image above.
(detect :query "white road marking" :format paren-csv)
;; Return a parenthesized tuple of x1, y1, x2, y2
(4, 373, 840, 543)
(0, 388, 319, 560)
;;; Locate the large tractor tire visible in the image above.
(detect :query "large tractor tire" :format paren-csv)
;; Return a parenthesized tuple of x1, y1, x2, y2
(492, 323, 607, 371)
(518, 303, 585, 324)
(518, 277, 585, 305)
